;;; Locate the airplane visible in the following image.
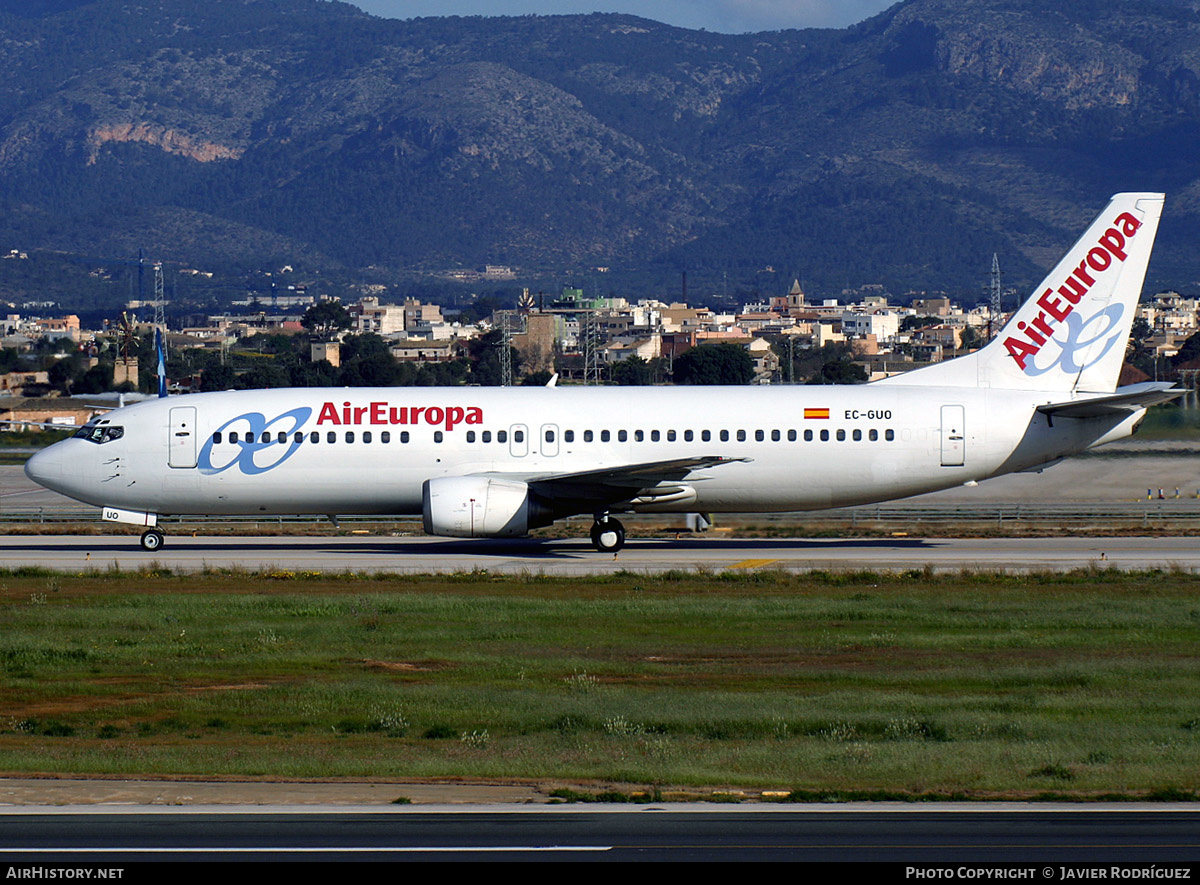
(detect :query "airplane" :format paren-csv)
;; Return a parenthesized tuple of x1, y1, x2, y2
(22, 192, 1180, 554)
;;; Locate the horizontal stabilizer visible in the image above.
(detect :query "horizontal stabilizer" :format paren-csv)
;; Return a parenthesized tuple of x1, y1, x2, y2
(1035, 382, 1184, 419)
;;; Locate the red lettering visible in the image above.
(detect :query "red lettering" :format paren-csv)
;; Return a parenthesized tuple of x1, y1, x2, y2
(314, 401, 481, 429)
(1003, 336, 1039, 370)
(1086, 246, 1112, 273)
(1098, 227, 1127, 261)
(1115, 211, 1141, 237)
(1058, 276, 1089, 305)
(1037, 289, 1072, 323)
(1004, 208, 1144, 372)
(1018, 321, 1045, 347)
(1031, 312, 1055, 339)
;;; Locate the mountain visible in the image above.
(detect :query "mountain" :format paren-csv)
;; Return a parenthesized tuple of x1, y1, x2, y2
(0, 0, 1197, 299)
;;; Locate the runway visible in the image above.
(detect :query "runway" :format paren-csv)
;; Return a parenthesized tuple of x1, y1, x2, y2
(3, 806, 1200, 862)
(0, 533, 1196, 573)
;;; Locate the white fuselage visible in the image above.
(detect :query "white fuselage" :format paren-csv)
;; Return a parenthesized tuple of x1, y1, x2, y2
(27, 384, 1135, 519)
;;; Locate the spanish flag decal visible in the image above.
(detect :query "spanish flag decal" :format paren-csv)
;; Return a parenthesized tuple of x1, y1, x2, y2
(804, 408, 830, 419)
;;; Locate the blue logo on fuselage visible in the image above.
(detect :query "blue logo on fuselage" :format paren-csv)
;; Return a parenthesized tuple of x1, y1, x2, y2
(197, 407, 312, 475)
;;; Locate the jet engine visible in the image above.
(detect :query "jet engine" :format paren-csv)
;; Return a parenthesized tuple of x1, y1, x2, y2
(422, 476, 555, 538)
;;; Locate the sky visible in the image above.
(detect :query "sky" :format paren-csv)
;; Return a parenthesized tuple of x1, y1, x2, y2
(344, 1, 899, 33)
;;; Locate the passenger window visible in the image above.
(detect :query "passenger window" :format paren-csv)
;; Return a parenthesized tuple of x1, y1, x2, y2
(514, 430, 524, 443)
(565, 430, 574, 443)
(852, 429, 861, 441)
(665, 430, 674, 442)
(294, 432, 303, 444)
(545, 429, 555, 443)
(467, 431, 476, 443)
(720, 430, 729, 442)
(702, 430, 711, 442)
(346, 431, 355, 443)
(401, 432, 410, 443)
(277, 431, 286, 444)
(327, 431, 336, 443)
(805, 429, 813, 442)
(754, 430, 764, 442)
(618, 430, 628, 442)
(836, 429, 845, 442)
(310, 431, 319, 443)
(498, 430, 508, 443)
(584, 430, 593, 442)
(771, 430, 780, 442)
(381, 431, 391, 443)
(684, 430, 693, 442)
(820, 429, 829, 442)
(245, 432, 255, 444)
(261, 432, 271, 444)
(212, 432, 222, 444)
(737, 430, 746, 442)
(885, 429, 895, 441)
(363, 431, 372, 443)
(434, 431, 443, 443)
(601, 430, 610, 442)
(869, 429, 878, 442)
(634, 430, 643, 442)
(482, 431, 492, 443)
(787, 430, 796, 442)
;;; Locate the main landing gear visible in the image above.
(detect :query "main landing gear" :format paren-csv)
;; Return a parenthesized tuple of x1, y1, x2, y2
(590, 515, 625, 553)
(139, 529, 165, 552)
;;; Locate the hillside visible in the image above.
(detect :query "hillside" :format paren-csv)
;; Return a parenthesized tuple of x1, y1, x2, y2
(0, 0, 1197, 299)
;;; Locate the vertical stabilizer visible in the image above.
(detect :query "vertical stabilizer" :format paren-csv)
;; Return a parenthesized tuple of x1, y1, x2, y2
(877, 193, 1164, 393)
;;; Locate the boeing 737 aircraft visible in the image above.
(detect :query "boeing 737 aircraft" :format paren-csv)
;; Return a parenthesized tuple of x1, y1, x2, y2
(23, 192, 1179, 553)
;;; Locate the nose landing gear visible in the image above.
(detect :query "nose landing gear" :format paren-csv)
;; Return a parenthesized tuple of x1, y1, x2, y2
(589, 515, 625, 553)
(139, 529, 165, 552)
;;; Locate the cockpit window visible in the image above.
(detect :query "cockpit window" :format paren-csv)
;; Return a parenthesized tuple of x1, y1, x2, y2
(73, 424, 124, 444)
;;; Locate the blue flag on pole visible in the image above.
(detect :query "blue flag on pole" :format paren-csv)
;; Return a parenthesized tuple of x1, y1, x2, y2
(155, 328, 167, 398)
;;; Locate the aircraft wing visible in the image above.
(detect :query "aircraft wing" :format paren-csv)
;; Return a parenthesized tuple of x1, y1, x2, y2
(1036, 382, 1184, 420)
(497, 456, 749, 505)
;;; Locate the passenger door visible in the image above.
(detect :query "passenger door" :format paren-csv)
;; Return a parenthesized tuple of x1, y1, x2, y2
(168, 406, 198, 469)
(940, 404, 965, 467)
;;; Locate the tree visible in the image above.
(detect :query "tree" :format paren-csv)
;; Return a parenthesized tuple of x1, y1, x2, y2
(672, 343, 754, 385)
(610, 355, 652, 385)
(808, 357, 868, 384)
(301, 301, 352, 338)
(200, 364, 237, 391)
(466, 329, 521, 386)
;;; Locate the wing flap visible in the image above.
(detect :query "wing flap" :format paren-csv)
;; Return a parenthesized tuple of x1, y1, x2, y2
(487, 455, 749, 506)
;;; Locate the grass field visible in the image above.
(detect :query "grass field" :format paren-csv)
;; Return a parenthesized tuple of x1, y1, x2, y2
(2, 566, 1199, 800)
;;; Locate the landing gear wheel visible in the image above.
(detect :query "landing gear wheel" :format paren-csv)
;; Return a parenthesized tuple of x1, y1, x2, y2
(139, 530, 165, 552)
(590, 517, 625, 553)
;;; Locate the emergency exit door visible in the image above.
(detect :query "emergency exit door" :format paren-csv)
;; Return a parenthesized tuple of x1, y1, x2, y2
(169, 406, 197, 468)
(940, 404, 965, 467)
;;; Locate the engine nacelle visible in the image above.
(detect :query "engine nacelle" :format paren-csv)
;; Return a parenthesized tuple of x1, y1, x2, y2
(422, 476, 553, 538)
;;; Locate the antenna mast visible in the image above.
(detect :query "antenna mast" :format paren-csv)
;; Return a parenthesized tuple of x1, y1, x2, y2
(989, 253, 1002, 340)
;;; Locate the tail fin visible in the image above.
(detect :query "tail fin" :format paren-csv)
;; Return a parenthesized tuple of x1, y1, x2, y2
(877, 192, 1164, 392)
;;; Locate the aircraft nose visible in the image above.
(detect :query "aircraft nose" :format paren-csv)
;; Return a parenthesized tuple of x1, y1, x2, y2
(24, 444, 64, 490)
